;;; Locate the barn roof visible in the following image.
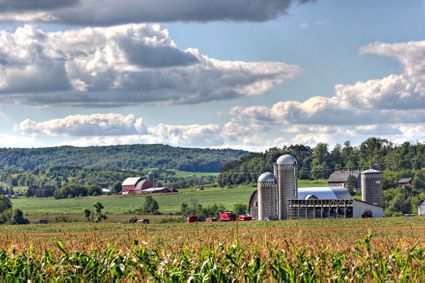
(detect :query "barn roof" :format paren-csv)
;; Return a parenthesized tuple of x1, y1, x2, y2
(328, 170, 360, 183)
(141, 187, 171, 193)
(122, 177, 143, 186)
(298, 187, 352, 200)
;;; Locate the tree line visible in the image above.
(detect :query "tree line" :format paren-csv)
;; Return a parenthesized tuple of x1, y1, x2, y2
(218, 138, 424, 186)
(0, 167, 217, 198)
(0, 144, 247, 173)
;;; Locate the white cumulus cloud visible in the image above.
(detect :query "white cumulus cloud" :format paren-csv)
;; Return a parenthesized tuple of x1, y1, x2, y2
(0, 24, 299, 107)
(15, 113, 146, 136)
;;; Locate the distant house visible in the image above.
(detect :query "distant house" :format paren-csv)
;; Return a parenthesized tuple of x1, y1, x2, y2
(418, 199, 425, 216)
(121, 177, 153, 194)
(398, 177, 413, 188)
(328, 170, 361, 188)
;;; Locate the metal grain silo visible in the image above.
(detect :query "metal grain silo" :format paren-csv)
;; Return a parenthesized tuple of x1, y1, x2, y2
(276, 154, 298, 220)
(257, 172, 278, 220)
(361, 169, 383, 206)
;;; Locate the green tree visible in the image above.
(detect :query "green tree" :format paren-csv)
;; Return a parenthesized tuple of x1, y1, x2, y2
(0, 196, 12, 213)
(143, 196, 159, 214)
(10, 209, 29, 224)
(233, 203, 247, 215)
(93, 202, 107, 222)
(84, 209, 91, 221)
(346, 175, 358, 194)
(311, 143, 330, 180)
(83, 202, 107, 222)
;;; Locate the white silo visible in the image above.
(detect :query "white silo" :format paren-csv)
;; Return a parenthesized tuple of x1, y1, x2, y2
(257, 172, 278, 220)
(276, 154, 298, 220)
(361, 169, 383, 206)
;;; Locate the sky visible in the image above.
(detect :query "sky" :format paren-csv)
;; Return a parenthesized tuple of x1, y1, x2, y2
(0, 0, 424, 151)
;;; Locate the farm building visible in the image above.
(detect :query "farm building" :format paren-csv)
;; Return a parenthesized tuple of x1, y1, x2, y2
(398, 177, 412, 188)
(121, 172, 155, 194)
(327, 170, 360, 188)
(418, 199, 425, 216)
(248, 154, 384, 220)
(141, 187, 178, 194)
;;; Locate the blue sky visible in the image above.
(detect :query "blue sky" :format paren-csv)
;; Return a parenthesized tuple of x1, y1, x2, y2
(0, 0, 423, 151)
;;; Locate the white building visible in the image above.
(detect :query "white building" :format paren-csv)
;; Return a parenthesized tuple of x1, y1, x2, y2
(248, 154, 384, 220)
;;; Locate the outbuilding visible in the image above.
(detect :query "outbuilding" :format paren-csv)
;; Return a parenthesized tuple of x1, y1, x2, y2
(328, 170, 360, 188)
(418, 199, 425, 216)
(398, 177, 413, 188)
(121, 177, 153, 194)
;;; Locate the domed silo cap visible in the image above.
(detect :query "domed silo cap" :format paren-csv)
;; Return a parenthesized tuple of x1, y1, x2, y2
(276, 154, 297, 165)
(361, 169, 381, 174)
(258, 172, 276, 183)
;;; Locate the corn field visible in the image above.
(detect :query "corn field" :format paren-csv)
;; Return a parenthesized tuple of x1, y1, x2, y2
(0, 218, 425, 281)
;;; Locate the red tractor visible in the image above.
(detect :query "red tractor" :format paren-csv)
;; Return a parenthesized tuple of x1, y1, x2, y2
(219, 212, 238, 221)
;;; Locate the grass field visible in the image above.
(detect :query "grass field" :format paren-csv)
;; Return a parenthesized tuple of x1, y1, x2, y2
(12, 181, 328, 216)
(0, 217, 424, 280)
(169, 169, 220, 177)
(12, 185, 257, 215)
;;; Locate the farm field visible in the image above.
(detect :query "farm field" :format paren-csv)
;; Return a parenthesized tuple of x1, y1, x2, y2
(12, 181, 328, 216)
(12, 185, 257, 215)
(169, 169, 220, 177)
(0, 217, 424, 280)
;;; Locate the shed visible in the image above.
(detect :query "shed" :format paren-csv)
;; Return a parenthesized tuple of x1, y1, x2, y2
(141, 187, 177, 194)
(328, 170, 360, 188)
(418, 199, 425, 216)
(398, 177, 413, 188)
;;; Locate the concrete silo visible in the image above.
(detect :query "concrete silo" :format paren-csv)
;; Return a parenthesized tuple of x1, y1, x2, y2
(276, 154, 298, 220)
(147, 171, 155, 187)
(257, 172, 278, 220)
(361, 169, 383, 206)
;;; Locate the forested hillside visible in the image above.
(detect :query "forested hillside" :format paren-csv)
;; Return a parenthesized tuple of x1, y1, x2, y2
(218, 138, 425, 186)
(0, 144, 248, 173)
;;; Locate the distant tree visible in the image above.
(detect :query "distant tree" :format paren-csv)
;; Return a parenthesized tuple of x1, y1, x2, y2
(0, 196, 12, 213)
(84, 209, 92, 221)
(10, 209, 29, 225)
(311, 143, 330, 180)
(83, 202, 107, 222)
(233, 203, 247, 215)
(143, 196, 159, 214)
(111, 182, 122, 194)
(346, 175, 358, 194)
(413, 170, 425, 191)
(93, 202, 107, 222)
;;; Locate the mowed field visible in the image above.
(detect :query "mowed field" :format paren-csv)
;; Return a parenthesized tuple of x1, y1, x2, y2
(0, 217, 425, 280)
(12, 185, 256, 216)
(12, 180, 327, 217)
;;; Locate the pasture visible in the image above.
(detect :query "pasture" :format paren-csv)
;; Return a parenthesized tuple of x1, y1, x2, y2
(12, 180, 328, 216)
(12, 185, 257, 215)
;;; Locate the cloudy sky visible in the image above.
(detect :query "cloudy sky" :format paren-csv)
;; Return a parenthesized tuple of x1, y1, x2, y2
(0, 0, 424, 151)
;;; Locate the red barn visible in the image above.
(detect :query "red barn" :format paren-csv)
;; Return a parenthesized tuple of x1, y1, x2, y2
(121, 177, 153, 194)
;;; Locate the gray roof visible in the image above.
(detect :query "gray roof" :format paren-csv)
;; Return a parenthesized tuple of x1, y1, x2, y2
(362, 169, 381, 174)
(276, 154, 297, 165)
(328, 170, 360, 183)
(398, 177, 412, 184)
(258, 172, 276, 183)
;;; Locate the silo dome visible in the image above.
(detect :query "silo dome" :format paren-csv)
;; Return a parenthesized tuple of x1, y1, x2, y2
(276, 154, 297, 165)
(258, 172, 276, 183)
(361, 169, 380, 174)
